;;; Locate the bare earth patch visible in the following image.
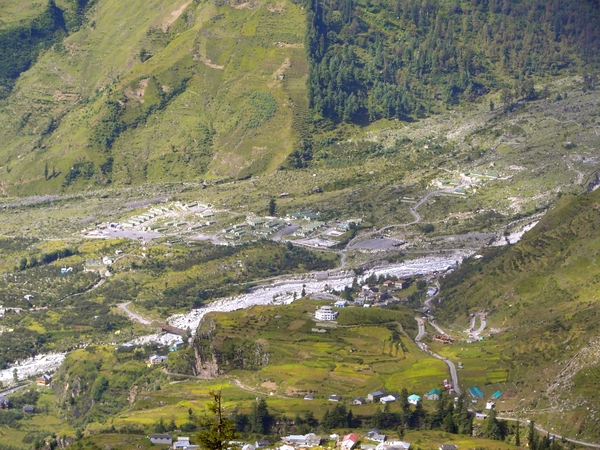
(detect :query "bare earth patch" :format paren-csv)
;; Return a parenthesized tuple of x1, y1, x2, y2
(261, 381, 278, 391)
(193, 53, 225, 70)
(53, 90, 78, 102)
(162, 1, 192, 32)
(268, 3, 285, 13)
(287, 319, 306, 330)
(274, 42, 303, 48)
(234, 2, 256, 9)
(137, 78, 149, 101)
(286, 386, 302, 396)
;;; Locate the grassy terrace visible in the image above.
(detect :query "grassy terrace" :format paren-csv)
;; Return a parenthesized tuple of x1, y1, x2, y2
(196, 300, 448, 399)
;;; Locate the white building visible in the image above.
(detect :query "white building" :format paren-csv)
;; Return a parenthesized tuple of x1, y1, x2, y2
(315, 306, 338, 321)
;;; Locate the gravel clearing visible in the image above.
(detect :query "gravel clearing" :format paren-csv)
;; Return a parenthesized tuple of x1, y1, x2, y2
(131, 332, 185, 346)
(491, 221, 539, 246)
(0, 353, 66, 386)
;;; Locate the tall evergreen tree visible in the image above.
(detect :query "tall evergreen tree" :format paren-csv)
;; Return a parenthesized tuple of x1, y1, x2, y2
(528, 420, 537, 450)
(483, 408, 502, 440)
(196, 391, 238, 450)
(250, 398, 271, 434)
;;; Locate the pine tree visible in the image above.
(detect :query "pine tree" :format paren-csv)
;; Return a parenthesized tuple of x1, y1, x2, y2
(196, 391, 238, 450)
(399, 388, 411, 427)
(453, 393, 472, 435)
(322, 408, 337, 431)
(250, 398, 271, 434)
(268, 198, 276, 216)
(483, 408, 502, 440)
(528, 421, 537, 450)
(515, 419, 520, 446)
(397, 424, 405, 440)
(153, 417, 167, 433)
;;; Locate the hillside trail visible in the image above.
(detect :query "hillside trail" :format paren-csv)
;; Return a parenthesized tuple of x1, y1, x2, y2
(229, 377, 289, 399)
(55, 254, 147, 304)
(346, 186, 462, 252)
(58, 276, 105, 303)
(414, 279, 486, 396)
(494, 416, 600, 448)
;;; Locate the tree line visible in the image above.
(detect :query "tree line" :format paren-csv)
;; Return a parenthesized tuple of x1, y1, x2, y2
(17, 247, 78, 271)
(191, 391, 566, 450)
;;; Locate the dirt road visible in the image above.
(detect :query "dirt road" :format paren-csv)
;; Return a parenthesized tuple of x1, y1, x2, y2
(118, 302, 152, 325)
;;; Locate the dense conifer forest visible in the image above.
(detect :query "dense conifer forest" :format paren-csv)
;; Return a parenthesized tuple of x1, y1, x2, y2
(302, 0, 600, 123)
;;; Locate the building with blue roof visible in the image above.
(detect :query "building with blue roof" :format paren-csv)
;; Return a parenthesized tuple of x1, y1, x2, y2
(468, 387, 484, 398)
(407, 394, 421, 405)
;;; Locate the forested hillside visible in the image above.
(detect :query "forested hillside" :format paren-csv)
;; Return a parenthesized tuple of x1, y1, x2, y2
(304, 0, 600, 123)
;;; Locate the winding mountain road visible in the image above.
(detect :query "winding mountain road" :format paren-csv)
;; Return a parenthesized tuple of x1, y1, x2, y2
(346, 187, 461, 250)
(416, 292, 599, 447)
(58, 276, 105, 303)
(414, 317, 461, 395)
(469, 312, 487, 339)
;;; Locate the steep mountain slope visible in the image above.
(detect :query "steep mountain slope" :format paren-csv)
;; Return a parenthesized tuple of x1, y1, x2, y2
(0, 0, 308, 194)
(1, 0, 600, 195)
(438, 187, 600, 440)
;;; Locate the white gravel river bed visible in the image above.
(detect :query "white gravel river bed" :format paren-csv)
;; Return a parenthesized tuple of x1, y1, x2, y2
(165, 251, 471, 333)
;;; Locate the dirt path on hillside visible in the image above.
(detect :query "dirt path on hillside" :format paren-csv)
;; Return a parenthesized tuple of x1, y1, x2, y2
(194, 53, 224, 70)
(414, 317, 461, 395)
(58, 277, 105, 303)
(162, 1, 192, 32)
(346, 186, 462, 251)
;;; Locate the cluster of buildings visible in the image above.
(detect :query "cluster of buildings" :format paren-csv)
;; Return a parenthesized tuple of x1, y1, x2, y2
(0, 396, 36, 414)
(305, 385, 458, 405)
(279, 431, 459, 450)
(313, 279, 415, 321)
(304, 390, 424, 406)
(222, 218, 287, 240)
(431, 334, 454, 344)
(355, 279, 411, 305)
(148, 437, 275, 450)
(468, 386, 502, 409)
(364, 390, 421, 405)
